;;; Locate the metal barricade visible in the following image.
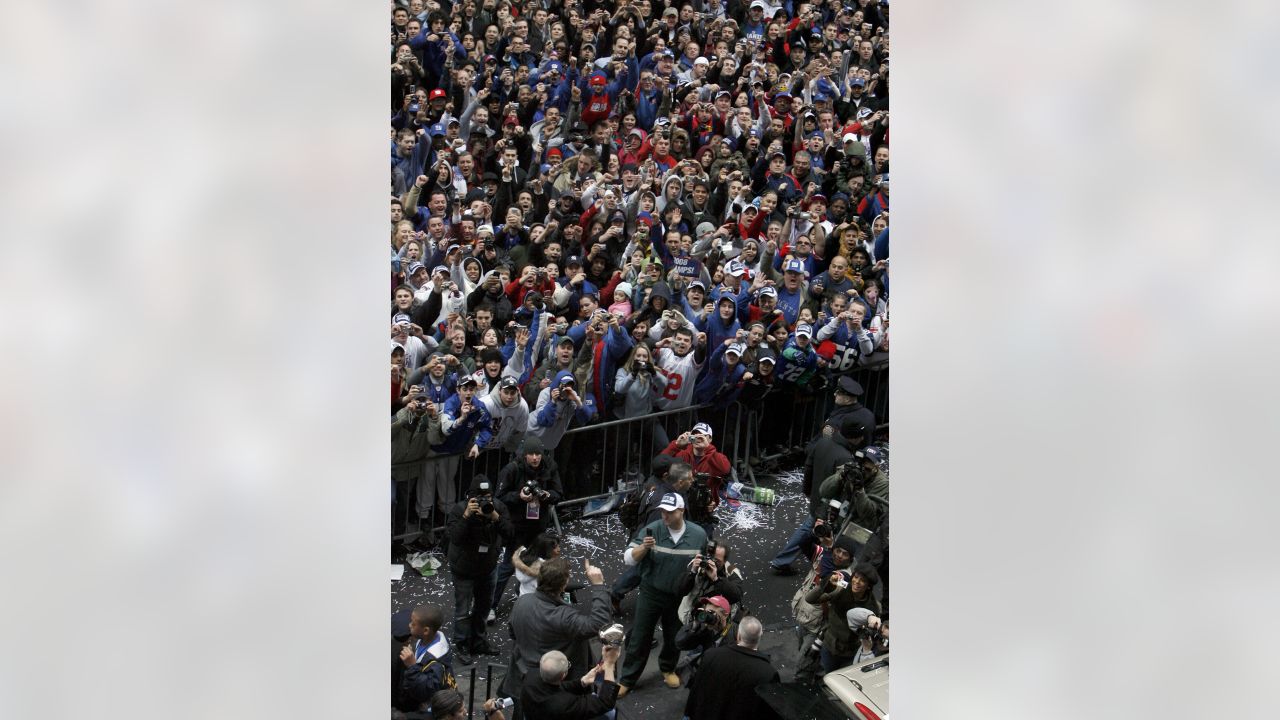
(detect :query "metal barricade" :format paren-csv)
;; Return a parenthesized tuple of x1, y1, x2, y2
(392, 362, 888, 541)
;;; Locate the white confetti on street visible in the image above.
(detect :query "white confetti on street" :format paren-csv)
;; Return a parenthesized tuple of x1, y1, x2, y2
(775, 468, 804, 487)
(561, 534, 605, 556)
(718, 502, 769, 533)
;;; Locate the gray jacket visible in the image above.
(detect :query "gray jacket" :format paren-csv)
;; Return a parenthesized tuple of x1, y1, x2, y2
(501, 585, 613, 697)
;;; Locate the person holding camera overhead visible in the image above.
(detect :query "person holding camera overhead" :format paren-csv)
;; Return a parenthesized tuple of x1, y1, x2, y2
(491, 436, 564, 614)
(616, 492, 708, 696)
(803, 562, 882, 674)
(445, 474, 514, 666)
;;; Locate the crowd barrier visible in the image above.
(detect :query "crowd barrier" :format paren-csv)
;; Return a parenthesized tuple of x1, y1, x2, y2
(392, 361, 887, 542)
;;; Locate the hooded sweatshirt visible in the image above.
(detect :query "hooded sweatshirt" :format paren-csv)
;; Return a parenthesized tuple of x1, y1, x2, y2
(478, 382, 530, 453)
(526, 369, 595, 450)
(693, 342, 747, 408)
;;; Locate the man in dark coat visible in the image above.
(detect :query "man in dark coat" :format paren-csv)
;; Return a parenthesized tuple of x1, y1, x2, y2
(501, 557, 614, 706)
(823, 375, 876, 446)
(767, 416, 861, 574)
(491, 436, 564, 610)
(684, 616, 782, 720)
(445, 474, 514, 665)
(520, 645, 622, 720)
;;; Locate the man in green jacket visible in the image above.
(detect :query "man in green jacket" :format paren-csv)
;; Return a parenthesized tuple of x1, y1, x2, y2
(617, 492, 708, 696)
(818, 446, 888, 532)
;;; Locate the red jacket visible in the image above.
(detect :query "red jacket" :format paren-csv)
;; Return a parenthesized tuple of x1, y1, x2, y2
(661, 440, 732, 498)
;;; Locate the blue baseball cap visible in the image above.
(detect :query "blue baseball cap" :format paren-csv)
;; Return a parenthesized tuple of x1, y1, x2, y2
(429, 123, 446, 137)
(783, 258, 806, 274)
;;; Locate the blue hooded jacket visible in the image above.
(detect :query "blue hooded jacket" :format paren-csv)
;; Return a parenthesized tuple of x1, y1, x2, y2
(693, 342, 747, 407)
(432, 388, 492, 454)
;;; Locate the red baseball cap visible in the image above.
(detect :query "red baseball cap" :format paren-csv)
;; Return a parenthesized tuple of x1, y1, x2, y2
(703, 595, 731, 615)
(429, 88, 447, 100)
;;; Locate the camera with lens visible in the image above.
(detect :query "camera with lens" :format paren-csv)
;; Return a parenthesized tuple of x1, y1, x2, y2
(693, 607, 718, 624)
(853, 622, 881, 642)
(840, 459, 868, 491)
(483, 236, 494, 250)
(803, 633, 825, 659)
(699, 540, 718, 574)
(522, 479, 549, 500)
(825, 498, 848, 527)
(470, 480, 495, 515)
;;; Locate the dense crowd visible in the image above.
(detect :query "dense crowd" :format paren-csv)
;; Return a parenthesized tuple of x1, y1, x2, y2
(390, 0, 890, 717)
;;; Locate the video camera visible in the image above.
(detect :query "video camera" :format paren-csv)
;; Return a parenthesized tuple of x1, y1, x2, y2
(687, 473, 714, 523)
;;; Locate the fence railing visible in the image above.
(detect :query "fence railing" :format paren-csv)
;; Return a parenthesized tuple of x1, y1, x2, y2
(392, 361, 888, 542)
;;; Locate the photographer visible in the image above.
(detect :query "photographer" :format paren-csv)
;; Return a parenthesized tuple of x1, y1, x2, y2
(526, 370, 595, 451)
(492, 436, 564, 612)
(803, 562, 882, 674)
(818, 446, 888, 532)
(660, 422, 731, 518)
(445, 474, 514, 666)
(770, 414, 862, 574)
(521, 647, 621, 720)
(674, 595, 736, 683)
(677, 542, 744, 623)
(845, 608, 889, 662)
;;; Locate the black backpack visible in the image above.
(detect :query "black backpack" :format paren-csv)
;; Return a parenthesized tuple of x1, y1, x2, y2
(618, 478, 654, 535)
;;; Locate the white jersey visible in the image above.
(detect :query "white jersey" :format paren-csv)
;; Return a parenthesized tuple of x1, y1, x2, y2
(655, 347, 702, 410)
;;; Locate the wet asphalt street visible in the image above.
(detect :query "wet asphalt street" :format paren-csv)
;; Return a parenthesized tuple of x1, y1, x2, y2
(393, 465, 828, 719)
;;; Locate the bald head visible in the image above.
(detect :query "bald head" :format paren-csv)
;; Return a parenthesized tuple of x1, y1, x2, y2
(737, 616, 763, 649)
(539, 650, 570, 682)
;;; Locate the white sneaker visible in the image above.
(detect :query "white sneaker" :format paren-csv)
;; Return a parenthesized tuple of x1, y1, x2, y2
(487, 609, 496, 624)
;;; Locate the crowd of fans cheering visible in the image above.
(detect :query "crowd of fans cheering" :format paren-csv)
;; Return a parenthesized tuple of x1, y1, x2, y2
(390, 0, 890, 717)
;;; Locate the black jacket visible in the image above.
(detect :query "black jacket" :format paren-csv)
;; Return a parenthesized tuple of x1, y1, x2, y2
(445, 496, 514, 576)
(804, 433, 855, 518)
(826, 401, 876, 446)
(520, 674, 619, 720)
(684, 644, 782, 720)
(495, 456, 564, 543)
